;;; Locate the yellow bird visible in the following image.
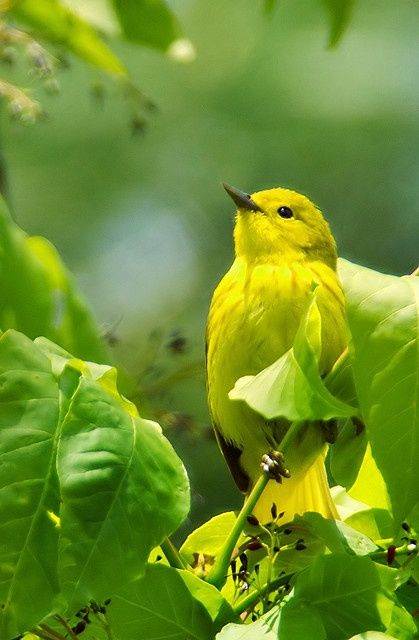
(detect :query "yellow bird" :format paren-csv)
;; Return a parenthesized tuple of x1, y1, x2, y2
(206, 184, 347, 523)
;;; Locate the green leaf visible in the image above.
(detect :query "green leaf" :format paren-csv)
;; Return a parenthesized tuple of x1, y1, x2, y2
(345, 509, 394, 543)
(11, 0, 126, 74)
(330, 418, 368, 489)
(322, 0, 356, 47)
(181, 569, 238, 631)
(294, 512, 378, 556)
(219, 605, 325, 640)
(277, 600, 326, 639)
(0, 197, 107, 363)
(331, 485, 370, 519)
(109, 563, 236, 640)
(396, 582, 419, 632)
(216, 608, 280, 639)
(229, 289, 357, 422)
(271, 525, 326, 575)
(325, 349, 358, 405)
(0, 331, 60, 638)
(339, 259, 419, 528)
(112, 0, 182, 51)
(47, 350, 190, 612)
(180, 511, 243, 566)
(348, 446, 390, 512)
(0, 330, 189, 635)
(288, 554, 415, 640)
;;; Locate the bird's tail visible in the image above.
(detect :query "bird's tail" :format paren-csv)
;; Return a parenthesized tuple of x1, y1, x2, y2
(252, 454, 338, 523)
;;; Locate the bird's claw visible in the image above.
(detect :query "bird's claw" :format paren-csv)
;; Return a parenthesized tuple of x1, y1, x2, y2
(261, 450, 291, 483)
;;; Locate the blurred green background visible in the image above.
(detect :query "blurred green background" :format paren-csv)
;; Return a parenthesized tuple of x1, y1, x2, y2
(2, 0, 418, 536)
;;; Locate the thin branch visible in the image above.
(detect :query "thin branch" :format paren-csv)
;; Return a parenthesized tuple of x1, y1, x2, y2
(54, 614, 78, 639)
(233, 571, 294, 616)
(233, 540, 417, 616)
(206, 422, 305, 590)
(31, 625, 66, 640)
(206, 472, 270, 589)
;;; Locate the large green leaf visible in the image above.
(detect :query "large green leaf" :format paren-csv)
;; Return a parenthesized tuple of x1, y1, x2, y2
(217, 554, 414, 640)
(11, 0, 126, 74)
(0, 331, 60, 638)
(112, 0, 182, 51)
(287, 554, 415, 640)
(0, 330, 189, 637)
(109, 563, 236, 639)
(339, 260, 419, 528)
(0, 197, 106, 362)
(278, 600, 327, 639)
(38, 339, 190, 612)
(229, 289, 356, 421)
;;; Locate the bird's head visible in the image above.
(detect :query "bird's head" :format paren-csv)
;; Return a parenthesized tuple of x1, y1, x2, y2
(223, 183, 337, 268)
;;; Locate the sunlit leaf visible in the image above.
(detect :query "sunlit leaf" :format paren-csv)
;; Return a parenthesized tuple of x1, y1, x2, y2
(0, 330, 189, 634)
(348, 446, 390, 511)
(332, 485, 369, 520)
(180, 511, 243, 566)
(345, 508, 394, 543)
(339, 259, 419, 528)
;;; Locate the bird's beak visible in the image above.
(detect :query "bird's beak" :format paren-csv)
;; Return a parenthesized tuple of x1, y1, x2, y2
(222, 182, 262, 212)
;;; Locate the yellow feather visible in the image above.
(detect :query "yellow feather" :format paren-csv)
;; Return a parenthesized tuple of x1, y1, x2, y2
(206, 186, 346, 522)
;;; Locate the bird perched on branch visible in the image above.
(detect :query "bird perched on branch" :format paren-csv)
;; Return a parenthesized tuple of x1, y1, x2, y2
(206, 184, 346, 522)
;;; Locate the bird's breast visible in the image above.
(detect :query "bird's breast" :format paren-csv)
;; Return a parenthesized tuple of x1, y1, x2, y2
(206, 257, 346, 447)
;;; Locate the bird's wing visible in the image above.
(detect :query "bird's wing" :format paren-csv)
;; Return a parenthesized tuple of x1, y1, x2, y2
(212, 425, 250, 493)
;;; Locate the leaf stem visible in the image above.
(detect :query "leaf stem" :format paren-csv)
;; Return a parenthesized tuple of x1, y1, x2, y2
(54, 614, 78, 639)
(32, 624, 66, 640)
(233, 571, 294, 616)
(206, 473, 269, 589)
(161, 536, 189, 570)
(206, 423, 304, 591)
(231, 541, 418, 616)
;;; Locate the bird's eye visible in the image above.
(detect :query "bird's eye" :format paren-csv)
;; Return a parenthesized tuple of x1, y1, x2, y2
(277, 206, 293, 219)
